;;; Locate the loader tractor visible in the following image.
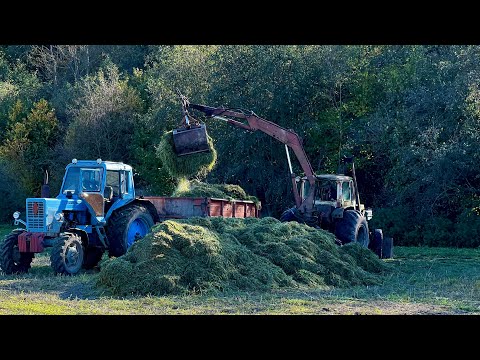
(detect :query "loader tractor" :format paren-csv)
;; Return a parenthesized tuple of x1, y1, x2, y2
(172, 93, 393, 258)
(0, 159, 160, 275)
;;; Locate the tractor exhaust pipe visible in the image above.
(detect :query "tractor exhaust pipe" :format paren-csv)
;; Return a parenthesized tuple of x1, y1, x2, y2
(41, 170, 50, 198)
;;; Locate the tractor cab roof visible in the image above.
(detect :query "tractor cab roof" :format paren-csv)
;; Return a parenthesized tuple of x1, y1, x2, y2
(66, 159, 132, 172)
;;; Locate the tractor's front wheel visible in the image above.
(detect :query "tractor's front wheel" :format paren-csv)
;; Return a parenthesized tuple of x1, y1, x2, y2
(334, 210, 370, 248)
(0, 230, 34, 274)
(50, 233, 84, 275)
(106, 204, 154, 258)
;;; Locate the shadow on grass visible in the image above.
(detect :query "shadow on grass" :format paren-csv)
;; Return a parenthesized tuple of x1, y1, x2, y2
(0, 265, 103, 300)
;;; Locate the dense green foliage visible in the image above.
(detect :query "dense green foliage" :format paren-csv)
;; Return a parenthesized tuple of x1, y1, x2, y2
(1, 45, 479, 247)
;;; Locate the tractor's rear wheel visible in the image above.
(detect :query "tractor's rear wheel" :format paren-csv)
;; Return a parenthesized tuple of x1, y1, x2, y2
(0, 230, 34, 274)
(106, 204, 154, 258)
(334, 210, 370, 248)
(50, 232, 84, 275)
(82, 247, 104, 270)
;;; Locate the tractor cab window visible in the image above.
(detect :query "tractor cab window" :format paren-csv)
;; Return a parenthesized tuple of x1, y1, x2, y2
(342, 181, 351, 201)
(121, 171, 129, 194)
(317, 179, 337, 202)
(81, 168, 102, 192)
(106, 171, 120, 198)
(62, 167, 81, 194)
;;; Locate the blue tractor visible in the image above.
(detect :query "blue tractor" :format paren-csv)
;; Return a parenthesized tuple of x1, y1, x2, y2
(0, 159, 159, 275)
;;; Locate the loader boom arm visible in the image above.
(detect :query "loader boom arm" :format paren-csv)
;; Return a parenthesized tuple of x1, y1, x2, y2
(188, 103, 317, 217)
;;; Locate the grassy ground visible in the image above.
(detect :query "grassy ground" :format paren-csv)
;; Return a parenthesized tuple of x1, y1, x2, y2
(0, 223, 479, 315)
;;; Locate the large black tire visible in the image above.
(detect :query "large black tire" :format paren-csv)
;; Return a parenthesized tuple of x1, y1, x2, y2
(106, 204, 154, 258)
(50, 232, 84, 275)
(82, 247, 104, 270)
(334, 210, 370, 248)
(0, 230, 34, 274)
(369, 229, 383, 258)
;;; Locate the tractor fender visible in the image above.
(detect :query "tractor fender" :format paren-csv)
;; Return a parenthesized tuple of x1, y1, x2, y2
(130, 199, 160, 223)
(105, 198, 160, 224)
(104, 198, 135, 222)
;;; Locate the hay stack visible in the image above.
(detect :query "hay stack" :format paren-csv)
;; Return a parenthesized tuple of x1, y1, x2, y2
(173, 179, 260, 205)
(97, 217, 390, 297)
(156, 130, 217, 179)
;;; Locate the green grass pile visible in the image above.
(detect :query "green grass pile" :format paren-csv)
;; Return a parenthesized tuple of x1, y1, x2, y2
(97, 217, 390, 297)
(156, 130, 217, 179)
(173, 178, 260, 205)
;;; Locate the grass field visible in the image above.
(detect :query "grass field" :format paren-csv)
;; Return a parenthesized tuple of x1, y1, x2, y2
(1, 224, 479, 315)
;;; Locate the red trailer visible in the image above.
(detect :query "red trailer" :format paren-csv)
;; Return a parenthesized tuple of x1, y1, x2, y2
(143, 196, 261, 220)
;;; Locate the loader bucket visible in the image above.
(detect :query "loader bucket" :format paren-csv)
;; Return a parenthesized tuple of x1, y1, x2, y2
(173, 124, 210, 156)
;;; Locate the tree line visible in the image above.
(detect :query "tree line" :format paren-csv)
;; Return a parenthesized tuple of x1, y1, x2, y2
(1, 45, 479, 247)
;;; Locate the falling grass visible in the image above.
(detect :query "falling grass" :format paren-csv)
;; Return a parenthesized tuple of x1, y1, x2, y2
(157, 130, 217, 179)
(97, 217, 390, 296)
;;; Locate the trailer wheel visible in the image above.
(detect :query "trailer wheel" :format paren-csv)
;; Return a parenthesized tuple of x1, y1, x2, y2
(369, 229, 383, 258)
(82, 247, 104, 270)
(106, 204, 154, 258)
(0, 230, 34, 274)
(50, 232, 84, 275)
(334, 210, 370, 248)
(382, 237, 394, 259)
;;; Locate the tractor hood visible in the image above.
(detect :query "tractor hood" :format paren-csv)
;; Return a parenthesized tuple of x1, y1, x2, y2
(25, 197, 87, 234)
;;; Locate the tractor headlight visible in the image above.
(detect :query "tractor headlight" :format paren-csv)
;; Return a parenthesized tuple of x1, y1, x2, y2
(13, 211, 20, 220)
(54, 212, 64, 222)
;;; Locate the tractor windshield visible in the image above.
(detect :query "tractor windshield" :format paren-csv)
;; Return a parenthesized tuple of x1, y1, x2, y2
(62, 167, 103, 194)
(80, 168, 103, 192)
(317, 179, 338, 202)
(62, 167, 81, 194)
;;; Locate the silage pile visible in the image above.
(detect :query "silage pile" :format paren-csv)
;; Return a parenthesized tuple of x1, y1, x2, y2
(97, 217, 390, 297)
(172, 178, 260, 205)
(156, 130, 217, 179)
